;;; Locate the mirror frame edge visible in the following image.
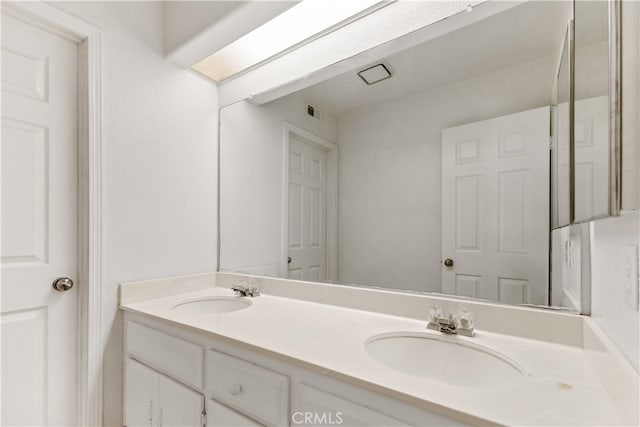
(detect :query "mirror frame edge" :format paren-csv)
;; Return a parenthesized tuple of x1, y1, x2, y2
(608, 0, 623, 218)
(571, 0, 623, 225)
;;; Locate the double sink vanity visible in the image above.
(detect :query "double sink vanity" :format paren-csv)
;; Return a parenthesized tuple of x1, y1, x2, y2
(120, 272, 636, 426)
(119, 1, 639, 425)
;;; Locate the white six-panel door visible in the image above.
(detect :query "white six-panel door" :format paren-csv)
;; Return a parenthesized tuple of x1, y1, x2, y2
(288, 134, 328, 282)
(1, 13, 79, 425)
(442, 106, 550, 305)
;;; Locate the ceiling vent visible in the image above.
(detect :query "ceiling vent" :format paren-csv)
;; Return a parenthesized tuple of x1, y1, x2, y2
(357, 63, 392, 85)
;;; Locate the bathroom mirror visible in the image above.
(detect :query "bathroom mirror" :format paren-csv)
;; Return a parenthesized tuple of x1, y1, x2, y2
(219, 0, 620, 310)
(573, 0, 617, 222)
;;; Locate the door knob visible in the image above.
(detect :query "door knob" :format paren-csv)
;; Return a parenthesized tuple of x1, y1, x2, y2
(443, 258, 454, 267)
(287, 256, 292, 264)
(52, 277, 74, 292)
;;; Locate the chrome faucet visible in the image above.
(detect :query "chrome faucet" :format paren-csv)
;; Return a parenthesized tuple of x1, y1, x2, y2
(231, 280, 260, 297)
(427, 306, 475, 337)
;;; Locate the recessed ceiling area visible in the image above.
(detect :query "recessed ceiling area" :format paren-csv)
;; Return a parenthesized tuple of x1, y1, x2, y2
(164, 1, 246, 55)
(191, 0, 386, 82)
(165, 1, 299, 68)
(297, 0, 573, 116)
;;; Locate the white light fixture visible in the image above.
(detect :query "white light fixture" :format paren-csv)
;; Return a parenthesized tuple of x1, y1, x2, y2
(191, 0, 385, 82)
(357, 63, 392, 85)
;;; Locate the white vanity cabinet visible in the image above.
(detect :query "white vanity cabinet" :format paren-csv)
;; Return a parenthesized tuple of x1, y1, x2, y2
(125, 359, 205, 427)
(124, 318, 275, 427)
(124, 314, 471, 427)
(124, 321, 206, 427)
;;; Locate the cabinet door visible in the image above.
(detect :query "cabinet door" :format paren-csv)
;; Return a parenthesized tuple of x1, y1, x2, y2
(126, 359, 158, 427)
(207, 399, 262, 427)
(158, 375, 203, 427)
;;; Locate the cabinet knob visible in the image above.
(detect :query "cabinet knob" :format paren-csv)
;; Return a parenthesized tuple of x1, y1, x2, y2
(229, 383, 243, 396)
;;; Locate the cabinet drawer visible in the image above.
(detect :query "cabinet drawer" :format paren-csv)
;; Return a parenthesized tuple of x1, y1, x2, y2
(295, 383, 410, 426)
(208, 399, 262, 426)
(206, 350, 289, 426)
(127, 321, 203, 388)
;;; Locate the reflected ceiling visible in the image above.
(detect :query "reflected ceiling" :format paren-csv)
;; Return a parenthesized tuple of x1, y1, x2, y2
(300, 1, 572, 115)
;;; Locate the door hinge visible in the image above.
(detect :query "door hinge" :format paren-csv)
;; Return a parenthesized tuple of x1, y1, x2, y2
(201, 398, 207, 427)
(549, 136, 553, 150)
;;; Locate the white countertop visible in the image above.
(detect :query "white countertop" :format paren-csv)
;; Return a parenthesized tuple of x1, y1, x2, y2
(120, 284, 624, 426)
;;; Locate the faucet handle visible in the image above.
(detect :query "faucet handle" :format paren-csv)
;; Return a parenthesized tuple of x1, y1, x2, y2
(231, 280, 247, 295)
(427, 306, 443, 322)
(458, 310, 473, 327)
(426, 306, 441, 331)
(247, 279, 260, 296)
(457, 310, 475, 336)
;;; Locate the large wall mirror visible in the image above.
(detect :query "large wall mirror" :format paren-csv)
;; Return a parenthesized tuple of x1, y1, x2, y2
(219, 0, 628, 311)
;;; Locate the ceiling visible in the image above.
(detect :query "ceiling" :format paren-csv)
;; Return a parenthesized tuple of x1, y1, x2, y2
(191, 0, 386, 82)
(298, 1, 574, 116)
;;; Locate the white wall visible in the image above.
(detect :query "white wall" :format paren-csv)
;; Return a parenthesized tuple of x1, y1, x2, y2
(50, 2, 219, 425)
(591, 212, 640, 372)
(337, 57, 556, 292)
(219, 94, 337, 276)
(588, 0, 640, 374)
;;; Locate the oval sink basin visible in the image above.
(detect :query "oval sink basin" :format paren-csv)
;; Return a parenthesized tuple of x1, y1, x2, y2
(365, 332, 524, 388)
(172, 296, 252, 315)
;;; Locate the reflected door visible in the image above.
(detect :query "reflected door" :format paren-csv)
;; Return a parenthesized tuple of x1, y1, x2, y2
(288, 135, 327, 281)
(441, 106, 550, 305)
(574, 96, 609, 221)
(1, 13, 79, 425)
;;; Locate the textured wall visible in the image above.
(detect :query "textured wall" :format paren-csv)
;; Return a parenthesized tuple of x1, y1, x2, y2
(220, 93, 337, 276)
(51, 2, 219, 424)
(337, 57, 555, 292)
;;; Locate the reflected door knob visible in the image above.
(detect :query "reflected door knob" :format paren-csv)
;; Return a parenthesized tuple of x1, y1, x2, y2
(52, 277, 74, 292)
(443, 258, 454, 267)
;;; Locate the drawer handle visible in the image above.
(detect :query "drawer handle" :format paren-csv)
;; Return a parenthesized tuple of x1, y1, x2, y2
(229, 383, 243, 396)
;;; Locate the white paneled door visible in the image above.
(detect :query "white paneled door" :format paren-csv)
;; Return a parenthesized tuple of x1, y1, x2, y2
(288, 134, 328, 282)
(1, 13, 79, 425)
(442, 106, 550, 305)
